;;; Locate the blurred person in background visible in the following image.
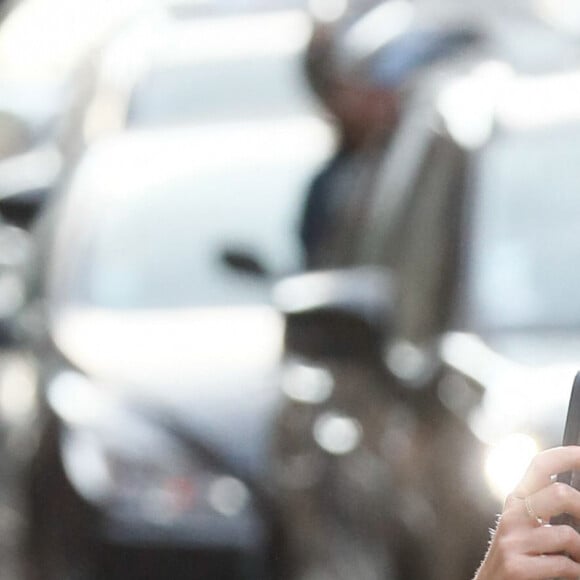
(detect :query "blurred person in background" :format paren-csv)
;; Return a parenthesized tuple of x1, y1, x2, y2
(473, 446, 580, 580)
(299, 0, 481, 268)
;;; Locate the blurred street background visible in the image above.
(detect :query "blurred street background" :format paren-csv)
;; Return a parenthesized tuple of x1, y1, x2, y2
(0, 0, 579, 579)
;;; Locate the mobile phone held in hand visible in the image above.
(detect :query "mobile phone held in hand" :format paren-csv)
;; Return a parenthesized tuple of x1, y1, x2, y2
(551, 371, 580, 529)
(560, 372, 580, 449)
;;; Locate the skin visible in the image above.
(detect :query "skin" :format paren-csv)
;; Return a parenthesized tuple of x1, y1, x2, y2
(327, 81, 401, 150)
(474, 446, 580, 580)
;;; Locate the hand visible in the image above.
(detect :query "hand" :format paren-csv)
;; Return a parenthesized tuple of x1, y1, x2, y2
(474, 446, 580, 580)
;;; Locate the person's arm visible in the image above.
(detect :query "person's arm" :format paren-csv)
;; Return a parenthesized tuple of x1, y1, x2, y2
(474, 446, 580, 580)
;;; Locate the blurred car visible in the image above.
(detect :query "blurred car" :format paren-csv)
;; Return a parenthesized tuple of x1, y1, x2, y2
(0, 6, 335, 574)
(9, 109, 333, 580)
(0, 0, 250, 153)
(0, 0, 162, 309)
(0, 0, 155, 155)
(269, 62, 580, 580)
(0, 6, 323, 215)
(60, 7, 321, 141)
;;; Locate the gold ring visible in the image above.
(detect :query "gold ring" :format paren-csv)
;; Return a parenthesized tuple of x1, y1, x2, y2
(525, 495, 545, 526)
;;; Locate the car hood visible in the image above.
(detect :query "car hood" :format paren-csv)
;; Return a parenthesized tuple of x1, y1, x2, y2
(51, 305, 285, 479)
(440, 331, 580, 447)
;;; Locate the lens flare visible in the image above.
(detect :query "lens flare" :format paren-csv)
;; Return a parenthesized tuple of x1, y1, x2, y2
(484, 433, 539, 501)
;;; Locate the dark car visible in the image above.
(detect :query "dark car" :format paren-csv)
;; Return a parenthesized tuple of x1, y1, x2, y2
(270, 63, 580, 580)
(3, 70, 333, 579)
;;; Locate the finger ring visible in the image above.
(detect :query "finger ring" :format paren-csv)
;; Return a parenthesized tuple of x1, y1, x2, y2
(525, 496, 545, 526)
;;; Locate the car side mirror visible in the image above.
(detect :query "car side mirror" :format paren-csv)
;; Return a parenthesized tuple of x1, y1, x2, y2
(0, 145, 61, 229)
(274, 266, 396, 361)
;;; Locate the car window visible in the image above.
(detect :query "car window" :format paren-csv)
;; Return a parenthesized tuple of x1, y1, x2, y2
(463, 122, 580, 331)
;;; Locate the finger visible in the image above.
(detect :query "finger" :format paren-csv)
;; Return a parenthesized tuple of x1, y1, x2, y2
(513, 446, 580, 497)
(523, 524, 580, 561)
(502, 494, 537, 526)
(522, 553, 580, 580)
(525, 483, 580, 524)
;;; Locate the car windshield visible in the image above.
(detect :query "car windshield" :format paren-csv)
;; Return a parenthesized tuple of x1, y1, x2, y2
(465, 122, 580, 331)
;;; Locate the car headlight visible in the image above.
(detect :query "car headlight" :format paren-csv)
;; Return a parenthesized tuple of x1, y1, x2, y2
(484, 433, 539, 502)
(49, 371, 251, 525)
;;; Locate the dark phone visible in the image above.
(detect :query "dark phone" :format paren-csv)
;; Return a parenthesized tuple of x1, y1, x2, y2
(560, 372, 580, 449)
(550, 371, 580, 528)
